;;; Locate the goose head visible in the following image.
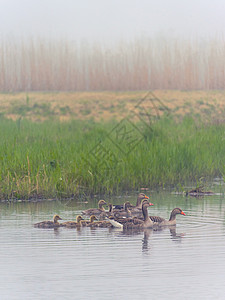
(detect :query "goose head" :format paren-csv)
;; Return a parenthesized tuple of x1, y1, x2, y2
(98, 200, 107, 208)
(53, 215, 62, 223)
(90, 215, 98, 222)
(136, 193, 150, 206)
(76, 215, 84, 223)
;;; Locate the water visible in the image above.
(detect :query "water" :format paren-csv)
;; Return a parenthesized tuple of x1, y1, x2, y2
(0, 191, 225, 300)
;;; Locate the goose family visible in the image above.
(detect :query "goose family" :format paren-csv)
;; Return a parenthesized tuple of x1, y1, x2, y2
(109, 203, 186, 229)
(108, 200, 154, 229)
(34, 193, 186, 231)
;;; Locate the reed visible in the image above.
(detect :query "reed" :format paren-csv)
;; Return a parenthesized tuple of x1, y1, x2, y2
(1, 36, 225, 91)
(0, 115, 224, 200)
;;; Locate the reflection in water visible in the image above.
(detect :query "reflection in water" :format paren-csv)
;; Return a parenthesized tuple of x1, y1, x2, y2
(168, 226, 185, 242)
(142, 226, 185, 253)
(1, 193, 225, 299)
(53, 227, 60, 236)
(142, 229, 153, 253)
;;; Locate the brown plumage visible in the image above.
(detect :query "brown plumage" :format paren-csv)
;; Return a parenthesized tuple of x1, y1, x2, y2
(130, 193, 151, 216)
(113, 193, 149, 211)
(113, 201, 132, 218)
(34, 215, 62, 228)
(149, 208, 186, 226)
(81, 215, 98, 226)
(99, 203, 114, 220)
(60, 215, 84, 228)
(82, 200, 107, 216)
(109, 201, 154, 229)
(113, 216, 143, 225)
(87, 219, 112, 228)
(132, 193, 150, 210)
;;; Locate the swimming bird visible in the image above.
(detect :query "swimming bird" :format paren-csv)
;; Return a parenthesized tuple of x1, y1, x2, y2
(109, 201, 154, 229)
(99, 203, 114, 220)
(112, 199, 152, 223)
(113, 201, 132, 218)
(113, 193, 149, 210)
(131, 193, 150, 210)
(87, 219, 113, 228)
(60, 215, 84, 228)
(80, 215, 98, 226)
(129, 193, 152, 218)
(34, 215, 62, 228)
(82, 200, 107, 216)
(149, 208, 186, 226)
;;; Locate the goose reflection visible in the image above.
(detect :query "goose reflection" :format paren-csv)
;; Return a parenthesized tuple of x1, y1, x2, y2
(142, 226, 185, 253)
(142, 229, 153, 253)
(152, 226, 185, 243)
(168, 226, 186, 242)
(53, 227, 60, 236)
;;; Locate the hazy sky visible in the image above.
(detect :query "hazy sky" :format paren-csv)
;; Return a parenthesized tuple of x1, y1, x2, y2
(0, 0, 225, 41)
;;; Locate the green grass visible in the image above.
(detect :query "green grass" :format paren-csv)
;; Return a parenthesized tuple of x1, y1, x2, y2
(0, 114, 224, 200)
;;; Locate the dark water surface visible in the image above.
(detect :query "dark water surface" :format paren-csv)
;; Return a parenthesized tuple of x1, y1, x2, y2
(0, 192, 225, 300)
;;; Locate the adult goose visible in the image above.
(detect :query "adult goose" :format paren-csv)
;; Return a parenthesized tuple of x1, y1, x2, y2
(131, 193, 150, 210)
(82, 200, 107, 216)
(113, 193, 149, 210)
(149, 208, 186, 226)
(109, 201, 154, 229)
(34, 215, 62, 228)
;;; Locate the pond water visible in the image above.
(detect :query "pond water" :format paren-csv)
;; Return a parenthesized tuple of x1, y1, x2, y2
(0, 190, 225, 300)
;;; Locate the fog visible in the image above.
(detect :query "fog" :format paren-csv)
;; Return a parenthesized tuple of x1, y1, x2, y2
(0, 0, 225, 41)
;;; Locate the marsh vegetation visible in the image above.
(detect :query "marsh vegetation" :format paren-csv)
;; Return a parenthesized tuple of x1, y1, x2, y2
(0, 36, 225, 199)
(0, 110, 224, 200)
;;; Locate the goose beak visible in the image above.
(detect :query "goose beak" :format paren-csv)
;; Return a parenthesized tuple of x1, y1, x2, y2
(149, 202, 154, 206)
(145, 195, 149, 199)
(181, 211, 186, 216)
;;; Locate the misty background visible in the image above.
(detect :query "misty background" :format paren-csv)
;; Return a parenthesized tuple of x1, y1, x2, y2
(0, 0, 225, 91)
(0, 0, 225, 40)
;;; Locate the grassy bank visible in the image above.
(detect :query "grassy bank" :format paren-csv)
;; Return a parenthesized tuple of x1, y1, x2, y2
(0, 114, 224, 200)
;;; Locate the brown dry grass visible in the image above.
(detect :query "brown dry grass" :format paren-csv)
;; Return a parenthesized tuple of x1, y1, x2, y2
(0, 90, 225, 122)
(1, 37, 225, 91)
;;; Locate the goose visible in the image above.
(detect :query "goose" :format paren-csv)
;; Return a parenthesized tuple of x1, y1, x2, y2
(88, 219, 113, 228)
(149, 208, 186, 226)
(113, 201, 132, 218)
(131, 193, 150, 210)
(99, 203, 114, 220)
(60, 215, 84, 228)
(82, 200, 107, 216)
(80, 215, 98, 226)
(112, 199, 152, 223)
(109, 201, 154, 229)
(113, 193, 149, 210)
(34, 215, 62, 228)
